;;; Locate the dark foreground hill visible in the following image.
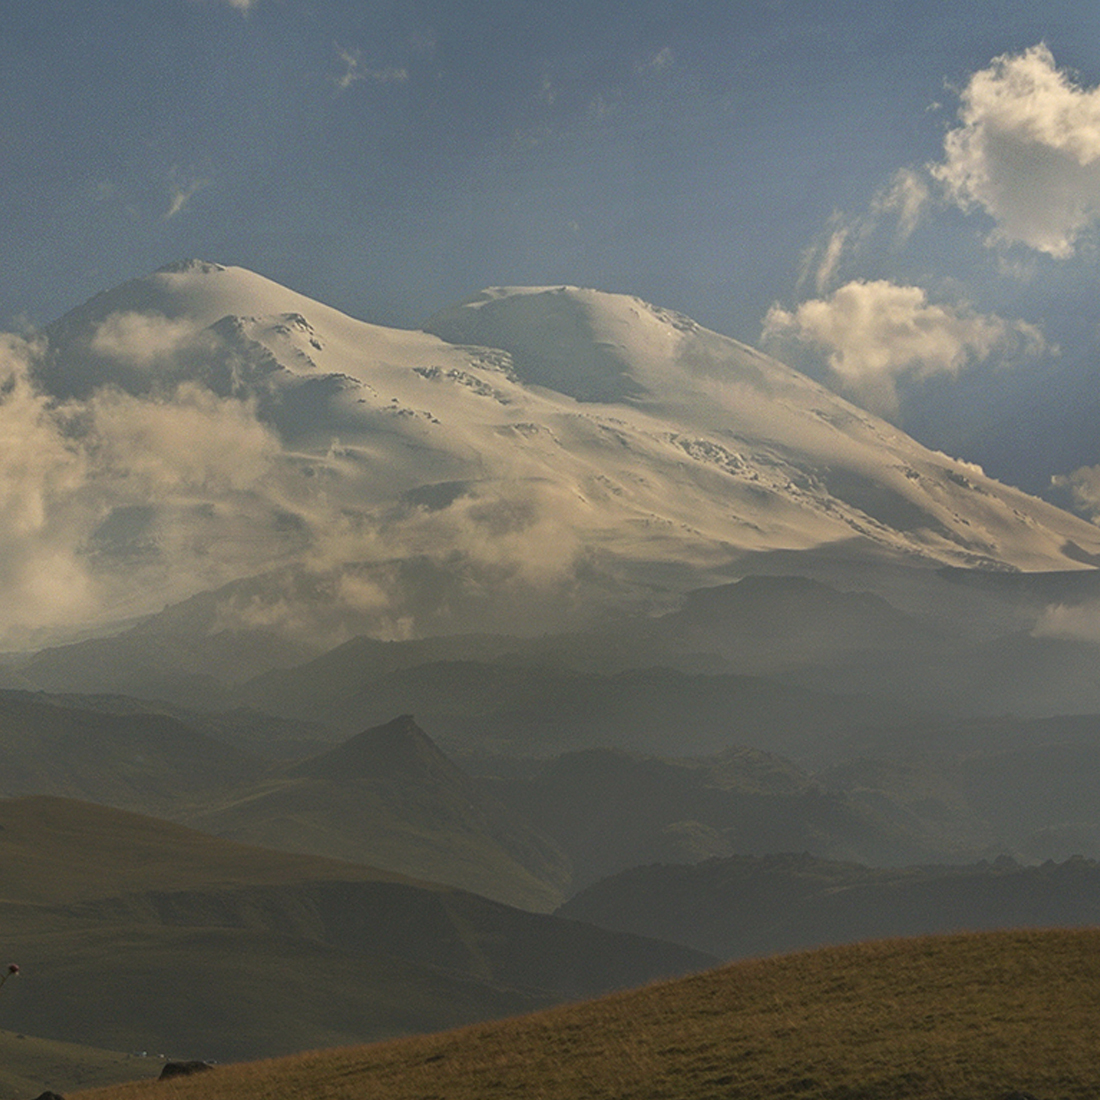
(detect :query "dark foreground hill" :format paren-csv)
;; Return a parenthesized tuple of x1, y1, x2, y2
(74, 928, 1100, 1100)
(0, 1030, 161, 1100)
(0, 797, 710, 1066)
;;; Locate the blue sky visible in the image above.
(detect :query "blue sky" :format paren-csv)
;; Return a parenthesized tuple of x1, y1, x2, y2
(5, 1, 1100, 499)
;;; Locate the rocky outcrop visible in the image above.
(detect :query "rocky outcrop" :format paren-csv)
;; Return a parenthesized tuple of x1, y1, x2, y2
(159, 1060, 215, 1079)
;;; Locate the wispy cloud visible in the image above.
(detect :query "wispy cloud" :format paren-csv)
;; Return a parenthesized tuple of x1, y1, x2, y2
(164, 170, 208, 220)
(797, 169, 930, 296)
(90, 312, 199, 365)
(193, 0, 259, 11)
(932, 43, 1100, 257)
(1052, 464, 1100, 521)
(763, 279, 1046, 414)
(636, 47, 675, 75)
(333, 45, 409, 93)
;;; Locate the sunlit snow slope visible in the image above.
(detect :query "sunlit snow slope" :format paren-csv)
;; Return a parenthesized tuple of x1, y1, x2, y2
(6, 261, 1098, 649)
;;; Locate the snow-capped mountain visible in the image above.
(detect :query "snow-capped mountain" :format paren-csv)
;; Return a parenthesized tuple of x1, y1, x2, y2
(6, 260, 1099, 651)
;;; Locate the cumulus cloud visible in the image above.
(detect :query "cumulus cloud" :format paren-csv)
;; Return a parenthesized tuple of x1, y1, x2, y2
(763, 279, 1046, 413)
(932, 43, 1100, 257)
(0, 314, 604, 649)
(87, 384, 278, 496)
(1052, 464, 1100, 520)
(0, 327, 302, 647)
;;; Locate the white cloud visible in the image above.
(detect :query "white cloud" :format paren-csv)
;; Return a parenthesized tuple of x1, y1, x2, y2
(87, 383, 278, 496)
(333, 46, 408, 92)
(809, 225, 849, 295)
(637, 47, 675, 75)
(763, 279, 1046, 413)
(1052, 463, 1100, 520)
(164, 170, 208, 220)
(90, 312, 199, 366)
(797, 170, 931, 296)
(0, 328, 298, 646)
(192, 0, 258, 11)
(932, 43, 1100, 257)
(871, 167, 929, 243)
(1033, 601, 1100, 643)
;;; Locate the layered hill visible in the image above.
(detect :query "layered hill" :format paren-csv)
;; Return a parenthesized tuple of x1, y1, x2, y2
(6, 260, 1100, 656)
(184, 715, 572, 911)
(0, 700, 571, 910)
(486, 746, 928, 889)
(0, 796, 711, 1063)
(0, 690, 262, 814)
(71, 929, 1100, 1100)
(558, 850, 1100, 959)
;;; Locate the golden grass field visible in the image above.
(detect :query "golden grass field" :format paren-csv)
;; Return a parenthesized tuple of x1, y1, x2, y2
(73, 927, 1100, 1100)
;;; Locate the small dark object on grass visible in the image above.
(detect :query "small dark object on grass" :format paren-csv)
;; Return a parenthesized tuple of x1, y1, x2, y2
(31, 1091, 65, 1100)
(159, 1060, 215, 1079)
(1001, 1092, 1042, 1100)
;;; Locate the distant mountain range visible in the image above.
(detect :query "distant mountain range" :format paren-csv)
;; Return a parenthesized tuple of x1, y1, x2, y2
(559, 850, 1100, 960)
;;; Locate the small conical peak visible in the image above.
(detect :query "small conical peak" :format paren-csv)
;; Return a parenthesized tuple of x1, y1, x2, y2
(288, 715, 467, 785)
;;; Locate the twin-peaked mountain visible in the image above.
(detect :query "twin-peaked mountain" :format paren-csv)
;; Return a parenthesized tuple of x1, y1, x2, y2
(11, 259, 1100, 653)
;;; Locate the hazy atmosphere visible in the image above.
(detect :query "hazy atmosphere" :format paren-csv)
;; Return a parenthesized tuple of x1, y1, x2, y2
(8, 5, 1100, 1099)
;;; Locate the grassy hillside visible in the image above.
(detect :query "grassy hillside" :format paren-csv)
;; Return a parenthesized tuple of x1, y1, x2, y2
(0, 797, 710, 1064)
(0, 690, 262, 814)
(73, 928, 1100, 1100)
(0, 1030, 162, 1100)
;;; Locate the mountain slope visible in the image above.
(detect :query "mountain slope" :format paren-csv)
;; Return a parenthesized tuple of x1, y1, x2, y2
(487, 747, 932, 891)
(71, 929, 1100, 1100)
(0, 796, 711, 1062)
(7, 260, 1099, 654)
(0, 690, 263, 814)
(558, 850, 1100, 959)
(183, 716, 572, 911)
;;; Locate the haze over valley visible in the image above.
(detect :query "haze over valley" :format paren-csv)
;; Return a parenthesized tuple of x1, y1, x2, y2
(7, 3, 1100, 1097)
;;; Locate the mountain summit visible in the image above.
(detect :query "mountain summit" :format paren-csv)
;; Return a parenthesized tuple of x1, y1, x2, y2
(7, 262, 1099, 649)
